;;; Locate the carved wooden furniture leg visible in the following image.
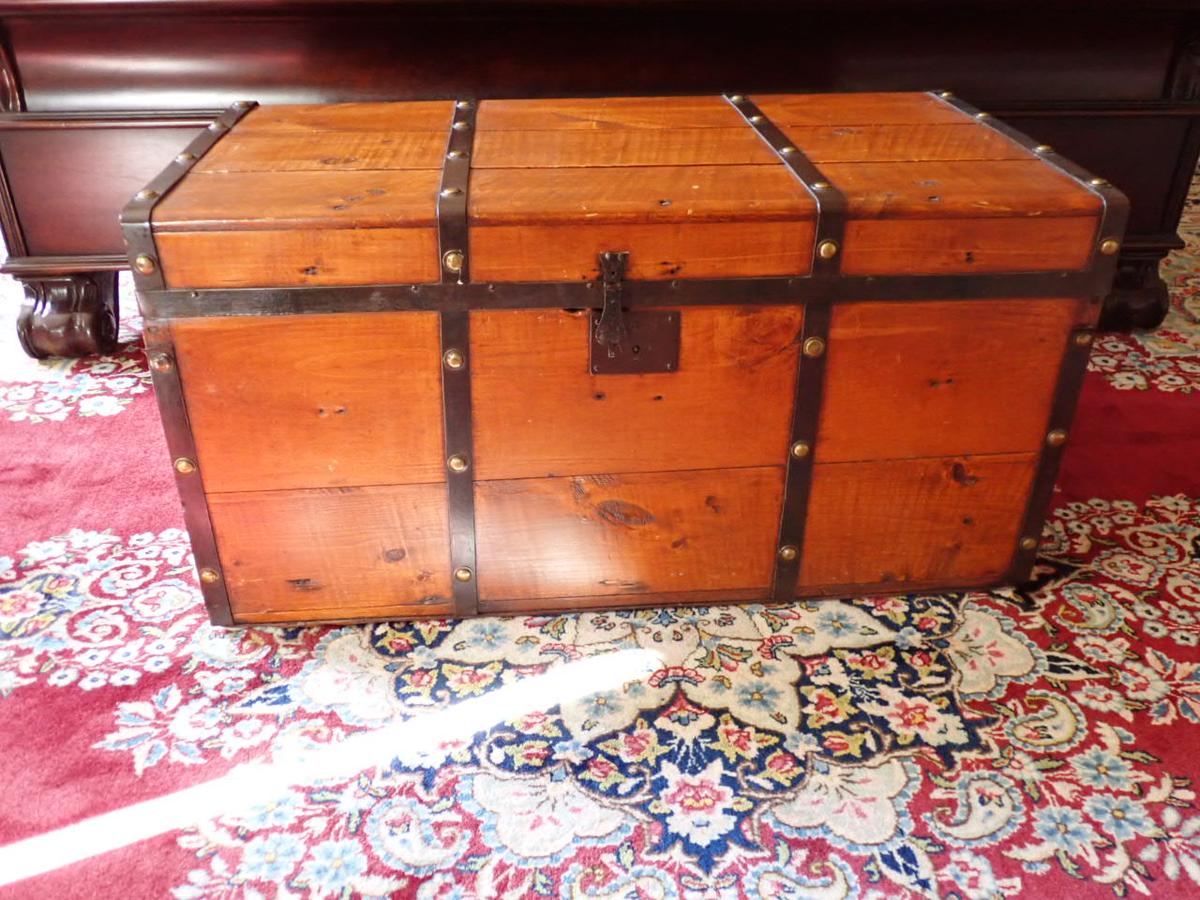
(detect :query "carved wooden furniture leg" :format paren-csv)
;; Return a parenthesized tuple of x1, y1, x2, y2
(15, 271, 119, 359)
(1099, 250, 1173, 331)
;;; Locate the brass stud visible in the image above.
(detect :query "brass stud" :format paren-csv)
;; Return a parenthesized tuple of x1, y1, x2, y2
(975, 111, 991, 119)
(778, 545, 798, 562)
(173, 457, 196, 475)
(455, 100, 473, 110)
(452, 120, 471, 132)
(447, 454, 469, 473)
(232, 99, 252, 110)
(1099, 238, 1121, 256)
(1034, 144, 1053, 154)
(780, 146, 797, 155)
(454, 566, 473, 582)
(810, 181, 829, 190)
(817, 239, 839, 260)
(1074, 331, 1094, 347)
(199, 567, 220, 584)
(149, 352, 173, 373)
(208, 121, 226, 132)
(790, 440, 811, 459)
(447, 149, 467, 160)
(1019, 537, 1039, 551)
(1046, 429, 1068, 447)
(443, 249, 465, 273)
(443, 348, 465, 370)
(749, 114, 764, 124)
(938, 90, 954, 98)
(1089, 177, 1109, 187)
(803, 336, 826, 358)
(175, 152, 197, 164)
(729, 94, 745, 103)
(135, 189, 159, 202)
(133, 254, 157, 276)
(440, 187, 463, 198)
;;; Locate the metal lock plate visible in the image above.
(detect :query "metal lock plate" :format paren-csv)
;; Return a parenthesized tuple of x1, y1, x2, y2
(589, 308, 681, 375)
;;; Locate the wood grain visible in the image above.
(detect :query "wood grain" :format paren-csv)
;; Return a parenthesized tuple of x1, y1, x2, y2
(825, 159, 1101, 219)
(800, 454, 1036, 590)
(196, 130, 447, 173)
(841, 216, 1097, 275)
(475, 467, 784, 602)
(470, 220, 815, 281)
(172, 312, 446, 492)
(237, 102, 454, 133)
(208, 483, 453, 623)
(157, 226, 439, 287)
(476, 96, 744, 131)
(471, 129, 778, 168)
(782, 123, 1030, 163)
(470, 306, 803, 480)
(818, 298, 1081, 462)
(479, 587, 765, 614)
(755, 92, 969, 126)
(469, 165, 813, 225)
(153, 170, 440, 232)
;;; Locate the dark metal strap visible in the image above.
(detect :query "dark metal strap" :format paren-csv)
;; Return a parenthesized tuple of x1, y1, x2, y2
(724, 93, 847, 279)
(771, 303, 832, 601)
(142, 321, 234, 625)
(439, 310, 478, 616)
(1006, 325, 1096, 582)
(929, 90, 1130, 297)
(120, 100, 258, 292)
(438, 99, 476, 284)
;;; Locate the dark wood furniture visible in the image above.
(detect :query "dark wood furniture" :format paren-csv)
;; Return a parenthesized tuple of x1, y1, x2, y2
(0, 0, 1197, 357)
(128, 94, 1120, 625)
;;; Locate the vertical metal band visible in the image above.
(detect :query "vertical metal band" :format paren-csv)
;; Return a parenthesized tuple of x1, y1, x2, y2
(929, 90, 1130, 296)
(770, 303, 832, 601)
(724, 93, 848, 279)
(1006, 326, 1096, 582)
(438, 99, 477, 284)
(120, 100, 258, 293)
(439, 310, 478, 616)
(142, 321, 234, 625)
(725, 94, 844, 599)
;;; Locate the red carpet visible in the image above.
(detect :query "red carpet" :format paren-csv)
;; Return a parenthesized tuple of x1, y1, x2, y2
(0, 194, 1198, 897)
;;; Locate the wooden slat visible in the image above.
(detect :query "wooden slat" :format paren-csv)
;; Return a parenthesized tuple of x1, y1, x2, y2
(824, 160, 1101, 219)
(818, 298, 1081, 462)
(800, 454, 1036, 590)
(209, 483, 453, 623)
(480, 587, 765, 614)
(755, 92, 970, 126)
(476, 96, 743, 131)
(153, 170, 440, 232)
(470, 220, 815, 281)
(470, 306, 803, 480)
(783, 123, 1031, 163)
(195, 131, 447, 173)
(172, 312, 446, 492)
(157, 226, 440, 287)
(469, 165, 814, 224)
(841, 216, 1097, 275)
(471, 129, 779, 168)
(475, 467, 783, 602)
(236, 102, 454, 133)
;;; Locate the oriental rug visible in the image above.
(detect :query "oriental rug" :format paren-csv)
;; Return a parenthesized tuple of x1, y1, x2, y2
(0, 194, 1198, 898)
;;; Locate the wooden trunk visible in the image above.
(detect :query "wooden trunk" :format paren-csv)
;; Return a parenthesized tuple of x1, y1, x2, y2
(122, 92, 1125, 626)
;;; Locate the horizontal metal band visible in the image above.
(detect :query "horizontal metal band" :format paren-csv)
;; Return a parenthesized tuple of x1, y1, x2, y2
(141, 321, 234, 626)
(726, 93, 847, 278)
(136, 270, 1102, 318)
(119, 100, 258, 292)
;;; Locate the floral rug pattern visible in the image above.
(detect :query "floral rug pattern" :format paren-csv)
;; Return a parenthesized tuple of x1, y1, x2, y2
(2, 495, 1199, 898)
